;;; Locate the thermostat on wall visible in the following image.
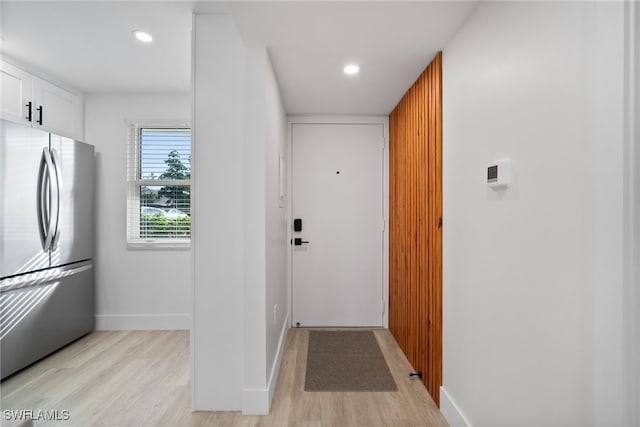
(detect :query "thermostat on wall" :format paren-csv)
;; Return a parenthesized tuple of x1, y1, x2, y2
(487, 159, 511, 189)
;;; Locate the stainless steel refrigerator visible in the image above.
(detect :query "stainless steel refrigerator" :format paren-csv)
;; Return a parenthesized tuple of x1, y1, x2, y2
(0, 119, 94, 379)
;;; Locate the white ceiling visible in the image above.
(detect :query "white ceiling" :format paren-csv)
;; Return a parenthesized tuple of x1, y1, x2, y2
(1, 1, 477, 115)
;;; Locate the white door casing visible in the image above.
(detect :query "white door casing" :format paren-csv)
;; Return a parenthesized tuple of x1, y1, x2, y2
(291, 123, 384, 327)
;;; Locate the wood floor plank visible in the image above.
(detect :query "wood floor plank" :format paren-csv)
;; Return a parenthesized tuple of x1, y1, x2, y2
(0, 329, 448, 426)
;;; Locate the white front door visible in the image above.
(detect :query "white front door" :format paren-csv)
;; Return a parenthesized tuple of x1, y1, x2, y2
(292, 123, 384, 327)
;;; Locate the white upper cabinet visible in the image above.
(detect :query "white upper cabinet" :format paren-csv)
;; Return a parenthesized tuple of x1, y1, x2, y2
(1, 61, 32, 126)
(32, 76, 82, 139)
(1, 60, 83, 140)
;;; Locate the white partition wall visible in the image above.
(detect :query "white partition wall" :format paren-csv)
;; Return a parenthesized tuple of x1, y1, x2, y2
(191, 14, 288, 414)
(192, 14, 246, 411)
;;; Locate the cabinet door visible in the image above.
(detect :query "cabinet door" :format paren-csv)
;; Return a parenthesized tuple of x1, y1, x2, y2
(32, 76, 81, 139)
(1, 61, 32, 126)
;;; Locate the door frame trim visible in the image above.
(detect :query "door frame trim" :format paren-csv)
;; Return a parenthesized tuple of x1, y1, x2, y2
(287, 116, 390, 328)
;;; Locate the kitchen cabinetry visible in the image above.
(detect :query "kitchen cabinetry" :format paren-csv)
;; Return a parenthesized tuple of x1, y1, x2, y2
(1, 60, 83, 140)
(0, 61, 31, 127)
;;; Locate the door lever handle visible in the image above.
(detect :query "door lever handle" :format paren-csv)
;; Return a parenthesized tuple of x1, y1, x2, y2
(293, 238, 309, 246)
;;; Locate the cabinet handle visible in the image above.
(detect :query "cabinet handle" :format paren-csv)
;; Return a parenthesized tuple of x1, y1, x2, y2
(36, 106, 43, 125)
(26, 101, 32, 122)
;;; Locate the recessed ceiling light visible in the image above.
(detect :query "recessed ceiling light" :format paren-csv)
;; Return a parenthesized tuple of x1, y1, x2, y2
(133, 30, 153, 43)
(344, 64, 360, 75)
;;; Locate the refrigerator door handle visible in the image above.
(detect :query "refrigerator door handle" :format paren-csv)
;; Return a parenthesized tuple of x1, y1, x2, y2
(37, 149, 49, 250)
(49, 148, 62, 247)
(37, 148, 58, 252)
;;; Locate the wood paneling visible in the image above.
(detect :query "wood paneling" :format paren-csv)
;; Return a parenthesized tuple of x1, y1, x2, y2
(389, 52, 442, 406)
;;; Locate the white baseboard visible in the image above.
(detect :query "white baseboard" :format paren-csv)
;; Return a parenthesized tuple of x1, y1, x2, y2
(242, 313, 289, 415)
(440, 386, 473, 427)
(268, 313, 289, 406)
(95, 313, 191, 330)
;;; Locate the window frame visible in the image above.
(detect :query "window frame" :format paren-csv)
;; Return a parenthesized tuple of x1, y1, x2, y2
(126, 122, 192, 250)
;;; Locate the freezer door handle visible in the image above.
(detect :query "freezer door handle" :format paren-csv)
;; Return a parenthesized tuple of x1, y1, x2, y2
(37, 148, 60, 252)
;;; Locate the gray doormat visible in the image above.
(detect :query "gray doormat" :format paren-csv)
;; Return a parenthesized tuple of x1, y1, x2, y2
(304, 330, 398, 392)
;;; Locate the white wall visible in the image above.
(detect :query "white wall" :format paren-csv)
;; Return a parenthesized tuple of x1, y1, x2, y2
(84, 93, 191, 330)
(242, 46, 289, 415)
(243, 46, 268, 410)
(591, 3, 625, 425)
(192, 14, 246, 411)
(192, 14, 288, 414)
(442, 2, 626, 426)
(264, 53, 288, 405)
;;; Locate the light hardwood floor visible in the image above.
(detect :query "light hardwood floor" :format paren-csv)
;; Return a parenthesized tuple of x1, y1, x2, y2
(0, 328, 448, 426)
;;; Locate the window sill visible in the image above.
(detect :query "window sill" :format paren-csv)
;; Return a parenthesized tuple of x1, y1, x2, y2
(127, 240, 191, 251)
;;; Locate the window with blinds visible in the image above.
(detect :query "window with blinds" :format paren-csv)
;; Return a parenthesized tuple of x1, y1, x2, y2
(127, 125, 191, 248)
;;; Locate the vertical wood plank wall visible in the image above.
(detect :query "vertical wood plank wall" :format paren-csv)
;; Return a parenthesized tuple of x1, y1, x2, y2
(389, 52, 442, 406)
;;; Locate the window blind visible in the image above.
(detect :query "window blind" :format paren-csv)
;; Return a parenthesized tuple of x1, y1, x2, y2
(127, 125, 191, 247)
